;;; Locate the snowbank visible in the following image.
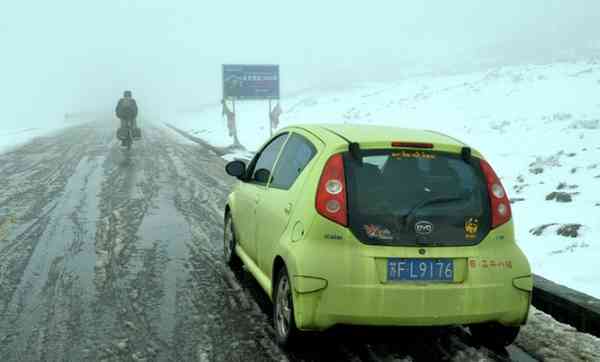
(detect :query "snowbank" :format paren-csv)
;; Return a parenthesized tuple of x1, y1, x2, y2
(517, 306, 600, 361)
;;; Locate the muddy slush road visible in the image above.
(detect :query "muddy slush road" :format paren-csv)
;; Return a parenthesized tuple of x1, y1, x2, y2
(0, 123, 535, 361)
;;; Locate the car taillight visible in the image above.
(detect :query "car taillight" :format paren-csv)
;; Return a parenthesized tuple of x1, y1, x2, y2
(479, 159, 511, 228)
(316, 154, 347, 226)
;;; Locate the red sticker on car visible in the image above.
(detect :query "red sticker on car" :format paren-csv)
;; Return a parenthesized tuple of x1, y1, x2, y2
(363, 224, 393, 241)
(468, 259, 514, 269)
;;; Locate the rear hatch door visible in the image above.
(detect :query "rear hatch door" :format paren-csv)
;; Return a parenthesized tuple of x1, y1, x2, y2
(344, 148, 491, 247)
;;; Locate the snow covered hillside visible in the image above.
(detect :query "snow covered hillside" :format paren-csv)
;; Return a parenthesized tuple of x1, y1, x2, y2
(0, 127, 66, 154)
(0, 114, 100, 154)
(170, 59, 600, 299)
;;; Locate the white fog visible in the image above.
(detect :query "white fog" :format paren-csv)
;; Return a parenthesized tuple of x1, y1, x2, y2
(1, 0, 599, 129)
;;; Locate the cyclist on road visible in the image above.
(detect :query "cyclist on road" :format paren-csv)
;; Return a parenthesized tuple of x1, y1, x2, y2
(115, 90, 141, 145)
(115, 90, 138, 129)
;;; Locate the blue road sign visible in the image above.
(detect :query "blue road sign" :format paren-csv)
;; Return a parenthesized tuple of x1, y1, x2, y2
(223, 64, 280, 100)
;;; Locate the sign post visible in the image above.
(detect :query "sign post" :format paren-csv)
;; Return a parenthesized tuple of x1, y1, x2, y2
(268, 99, 272, 137)
(222, 64, 280, 144)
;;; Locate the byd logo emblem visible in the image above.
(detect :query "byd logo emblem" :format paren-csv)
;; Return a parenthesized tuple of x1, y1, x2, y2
(415, 221, 434, 235)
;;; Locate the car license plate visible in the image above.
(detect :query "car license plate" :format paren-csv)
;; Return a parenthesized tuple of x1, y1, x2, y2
(387, 258, 453, 282)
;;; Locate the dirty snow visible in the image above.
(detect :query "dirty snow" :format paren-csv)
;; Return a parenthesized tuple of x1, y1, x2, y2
(516, 306, 600, 361)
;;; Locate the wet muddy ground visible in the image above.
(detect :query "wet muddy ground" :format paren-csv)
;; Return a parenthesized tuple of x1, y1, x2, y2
(0, 123, 536, 361)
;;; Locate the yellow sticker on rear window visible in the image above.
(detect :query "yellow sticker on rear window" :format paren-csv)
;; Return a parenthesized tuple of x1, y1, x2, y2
(465, 217, 479, 239)
(392, 151, 436, 160)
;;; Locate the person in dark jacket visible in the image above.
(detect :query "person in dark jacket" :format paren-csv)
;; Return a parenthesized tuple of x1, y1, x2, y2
(115, 90, 138, 128)
(115, 90, 141, 143)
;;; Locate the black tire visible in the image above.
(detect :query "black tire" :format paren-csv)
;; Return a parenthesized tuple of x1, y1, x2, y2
(273, 267, 300, 347)
(223, 213, 241, 268)
(469, 322, 520, 348)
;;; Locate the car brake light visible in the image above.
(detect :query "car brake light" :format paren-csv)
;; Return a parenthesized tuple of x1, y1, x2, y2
(479, 159, 511, 228)
(316, 154, 347, 226)
(391, 142, 434, 149)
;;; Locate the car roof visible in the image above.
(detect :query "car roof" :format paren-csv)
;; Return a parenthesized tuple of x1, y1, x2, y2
(287, 123, 467, 148)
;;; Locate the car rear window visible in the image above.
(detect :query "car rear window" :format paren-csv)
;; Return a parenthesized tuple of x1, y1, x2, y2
(344, 149, 491, 246)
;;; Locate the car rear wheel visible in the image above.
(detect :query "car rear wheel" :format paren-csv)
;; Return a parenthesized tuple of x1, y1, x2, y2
(273, 267, 299, 347)
(223, 213, 240, 268)
(469, 322, 520, 348)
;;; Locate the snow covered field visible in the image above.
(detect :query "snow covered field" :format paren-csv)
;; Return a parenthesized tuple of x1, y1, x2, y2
(0, 114, 98, 154)
(170, 59, 600, 299)
(0, 127, 63, 154)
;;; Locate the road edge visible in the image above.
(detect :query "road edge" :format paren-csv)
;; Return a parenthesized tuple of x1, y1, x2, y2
(163, 123, 245, 157)
(532, 273, 600, 338)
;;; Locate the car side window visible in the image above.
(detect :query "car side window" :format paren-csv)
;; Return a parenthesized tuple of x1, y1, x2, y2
(248, 133, 288, 185)
(269, 133, 317, 190)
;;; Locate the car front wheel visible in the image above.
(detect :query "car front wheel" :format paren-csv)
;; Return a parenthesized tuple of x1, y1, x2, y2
(223, 213, 240, 267)
(273, 267, 299, 347)
(469, 322, 520, 348)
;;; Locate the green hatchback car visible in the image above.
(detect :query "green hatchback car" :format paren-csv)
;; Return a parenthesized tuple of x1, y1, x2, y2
(223, 124, 532, 348)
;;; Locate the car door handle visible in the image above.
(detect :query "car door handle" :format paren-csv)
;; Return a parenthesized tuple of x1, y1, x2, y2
(284, 203, 292, 215)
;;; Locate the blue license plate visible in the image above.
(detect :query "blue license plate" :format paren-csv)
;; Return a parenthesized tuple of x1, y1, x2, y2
(387, 258, 454, 282)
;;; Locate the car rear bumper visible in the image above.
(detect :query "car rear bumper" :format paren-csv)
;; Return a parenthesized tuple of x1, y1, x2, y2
(289, 223, 532, 331)
(294, 278, 531, 331)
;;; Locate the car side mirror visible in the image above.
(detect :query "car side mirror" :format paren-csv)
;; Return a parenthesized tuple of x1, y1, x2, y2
(225, 160, 247, 180)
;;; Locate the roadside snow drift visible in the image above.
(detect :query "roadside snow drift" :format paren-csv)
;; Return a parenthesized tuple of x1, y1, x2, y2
(517, 306, 600, 361)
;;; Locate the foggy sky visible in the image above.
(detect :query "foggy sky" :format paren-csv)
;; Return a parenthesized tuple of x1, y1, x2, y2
(1, 0, 598, 128)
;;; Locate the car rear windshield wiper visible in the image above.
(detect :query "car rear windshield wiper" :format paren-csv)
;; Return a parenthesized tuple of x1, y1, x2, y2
(401, 196, 466, 229)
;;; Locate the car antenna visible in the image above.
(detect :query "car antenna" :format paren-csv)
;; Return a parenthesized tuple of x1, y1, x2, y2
(321, 127, 362, 164)
(349, 142, 362, 164)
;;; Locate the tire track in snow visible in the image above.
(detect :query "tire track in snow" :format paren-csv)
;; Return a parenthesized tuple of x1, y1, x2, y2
(156, 128, 288, 361)
(0, 124, 113, 361)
